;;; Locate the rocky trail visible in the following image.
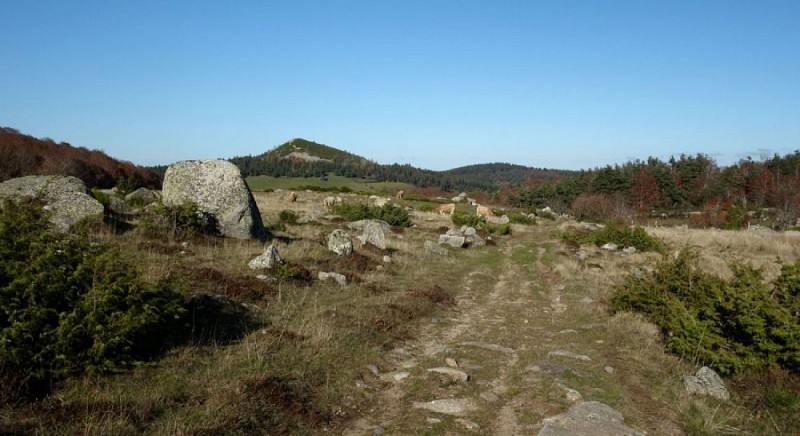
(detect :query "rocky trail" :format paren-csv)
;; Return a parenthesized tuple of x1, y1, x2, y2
(344, 223, 666, 435)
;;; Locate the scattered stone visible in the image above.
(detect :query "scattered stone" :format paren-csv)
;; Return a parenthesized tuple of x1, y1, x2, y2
(561, 386, 583, 402)
(124, 187, 160, 206)
(455, 418, 480, 431)
(162, 159, 267, 239)
(622, 246, 637, 255)
(371, 425, 385, 436)
(424, 240, 449, 256)
(480, 391, 499, 402)
(576, 250, 588, 261)
(601, 242, 618, 251)
(579, 297, 594, 304)
(412, 399, 477, 416)
(538, 401, 643, 436)
(319, 271, 347, 286)
(359, 220, 388, 249)
(526, 362, 570, 375)
(366, 364, 380, 376)
(604, 366, 615, 374)
(427, 367, 469, 382)
(327, 229, 353, 255)
(684, 366, 730, 401)
(445, 357, 459, 368)
(426, 418, 442, 425)
(487, 214, 510, 224)
(461, 341, 515, 354)
(548, 350, 591, 362)
(383, 255, 391, 263)
(558, 329, 578, 334)
(248, 244, 283, 269)
(401, 360, 418, 369)
(460, 226, 477, 236)
(438, 234, 466, 248)
(355, 379, 369, 389)
(0, 175, 104, 232)
(392, 372, 410, 381)
(297, 215, 318, 224)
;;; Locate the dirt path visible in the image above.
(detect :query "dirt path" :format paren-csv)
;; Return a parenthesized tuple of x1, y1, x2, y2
(344, 223, 669, 435)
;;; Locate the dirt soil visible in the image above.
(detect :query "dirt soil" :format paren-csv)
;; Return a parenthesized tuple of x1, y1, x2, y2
(340, 219, 682, 435)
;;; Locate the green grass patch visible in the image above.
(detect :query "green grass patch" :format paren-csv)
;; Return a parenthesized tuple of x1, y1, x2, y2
(246, 174, 412, 195)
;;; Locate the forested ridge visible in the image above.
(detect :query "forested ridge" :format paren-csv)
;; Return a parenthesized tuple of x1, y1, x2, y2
(229, 138, 571, 193)
(0, 127, 161, 189)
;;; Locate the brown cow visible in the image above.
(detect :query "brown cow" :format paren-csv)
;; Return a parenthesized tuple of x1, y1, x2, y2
(396, 190, 404, 200)
(436, 203, 456, 215)
(476, 204, 495, 217)
(287, 191, 297, 202)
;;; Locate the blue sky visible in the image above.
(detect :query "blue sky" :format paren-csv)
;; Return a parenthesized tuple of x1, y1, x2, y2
(2, 1, 798, 170)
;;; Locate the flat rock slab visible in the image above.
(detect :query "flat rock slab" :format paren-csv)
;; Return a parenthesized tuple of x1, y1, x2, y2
(412, 399, 477, 416)
(427, 367, 469, 382)
(461, 341, 515, 354)
(538, 401, 644, 436)
(548, 350, 591, 362)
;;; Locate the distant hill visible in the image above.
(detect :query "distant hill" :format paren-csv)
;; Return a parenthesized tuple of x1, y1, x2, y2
(0, 127, 161, 189)
(230, 138, 572, 193)
(444, 163, 571, 186)
(264, 138, 367, 164)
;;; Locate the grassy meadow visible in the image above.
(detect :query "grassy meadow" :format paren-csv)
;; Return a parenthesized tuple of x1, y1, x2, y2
(1, 188, 798, 434)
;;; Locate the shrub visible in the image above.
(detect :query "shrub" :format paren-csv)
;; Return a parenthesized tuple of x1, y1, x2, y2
(562, 224, 663, 253)
(485, 223, 512, 235)
(91, 188, 111, 208)
(415, 203, 435, 212)
(331, 202, 411, 227)
(611, 249, 800, 376)
(509, 213, 536, 225)
(139, 201, 220, 240)
(278, 209, 299, 225)
(0, 198, 186, 399)
(451, 211, 484, 227)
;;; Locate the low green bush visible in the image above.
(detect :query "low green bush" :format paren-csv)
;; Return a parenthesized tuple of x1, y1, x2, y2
(451, 211, 485, 227)
(331, 202, 411, 227)
(485, 223, 512, 235)
(415, 203, 435, 212)
(562, 224, 663, 252)
(278, 210, 299, 224)
(612, 249, 800, 376)
(139, 201, 220, 240)
(509, 214, 536, 225)
(0, 198, 186, 399)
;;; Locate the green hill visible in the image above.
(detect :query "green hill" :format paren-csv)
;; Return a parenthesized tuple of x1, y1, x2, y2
(264, 138, 367, 164)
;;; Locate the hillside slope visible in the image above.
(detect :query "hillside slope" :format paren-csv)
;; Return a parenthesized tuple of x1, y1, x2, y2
(231, 138, 571, 193)
(0, 127, 161, 189)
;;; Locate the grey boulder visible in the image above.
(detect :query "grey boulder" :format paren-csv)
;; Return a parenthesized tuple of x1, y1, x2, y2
(0, 175, 103, 232)
(327, 229, 353, 256)
(538, 401, 643, 436)
(162, 159, 267, 240)
(248, 244, 283, 270)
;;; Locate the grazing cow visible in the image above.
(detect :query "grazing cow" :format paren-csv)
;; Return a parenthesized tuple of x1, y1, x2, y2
(373, 197, 389, 207)
(323, 196, 336, 208)
(287, 191, 297, 202)
(476, 204, 495, 218)
(396, 190, 405, 200)
(436, 203, 456, 215)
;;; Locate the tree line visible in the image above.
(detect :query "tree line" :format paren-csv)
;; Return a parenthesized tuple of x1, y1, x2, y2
(513, 152, 800, 229)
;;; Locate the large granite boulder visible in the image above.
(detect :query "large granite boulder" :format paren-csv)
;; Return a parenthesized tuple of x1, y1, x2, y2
(162, 160, 267, 240)
(0, 175, 103, 232)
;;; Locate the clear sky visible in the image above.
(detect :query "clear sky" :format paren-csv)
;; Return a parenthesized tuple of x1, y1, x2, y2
(2, 1, 798, 171)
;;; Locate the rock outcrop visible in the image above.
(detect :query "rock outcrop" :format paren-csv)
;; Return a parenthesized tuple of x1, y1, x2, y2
(162, 160, 267, 240)
(538, 401, 643, 436)
(684, 366, 730, 401)
(248, 244, 283, 270)
(327, 229, 353, 255)
(0, 175, 103, 232)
